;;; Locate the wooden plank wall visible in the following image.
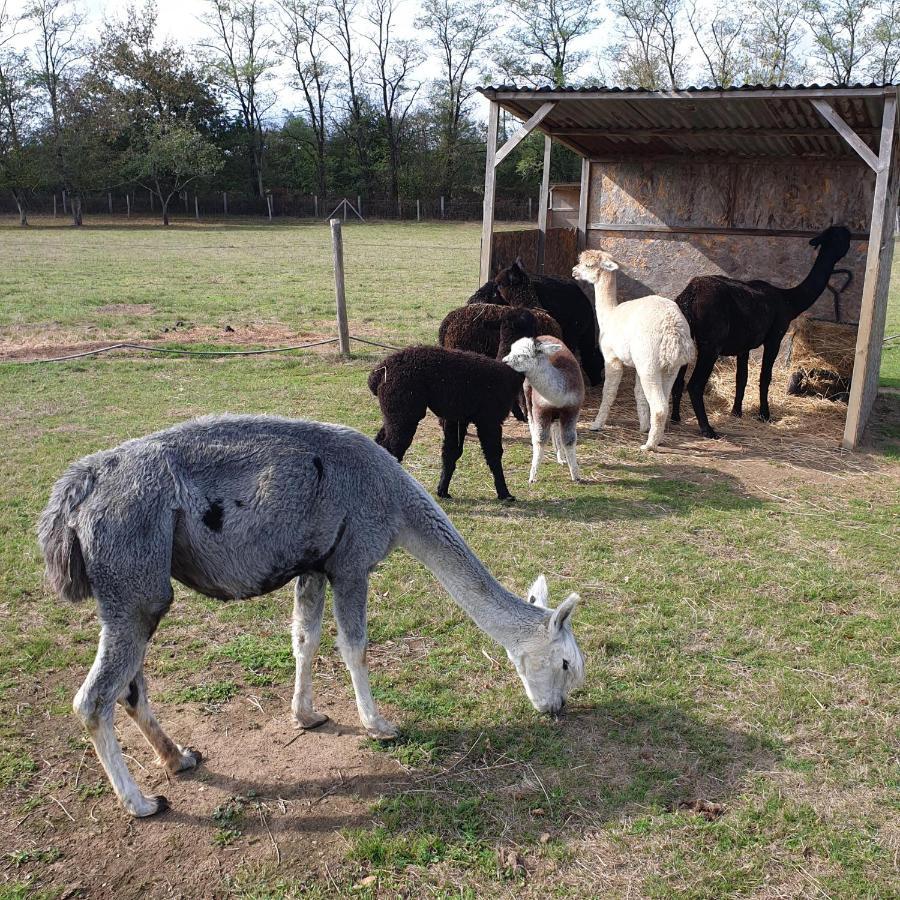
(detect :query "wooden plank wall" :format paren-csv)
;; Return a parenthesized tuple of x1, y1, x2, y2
(587, 160, 874, 322)
(490, 228, 578, 277)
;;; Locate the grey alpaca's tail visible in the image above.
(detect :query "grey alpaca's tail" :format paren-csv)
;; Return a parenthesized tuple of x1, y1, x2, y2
(37, 462, 95, 602)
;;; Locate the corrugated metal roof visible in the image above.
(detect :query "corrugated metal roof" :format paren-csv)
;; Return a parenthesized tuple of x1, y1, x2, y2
(478, 83, 898, 162)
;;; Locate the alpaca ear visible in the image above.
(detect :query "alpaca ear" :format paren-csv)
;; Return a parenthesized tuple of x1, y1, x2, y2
(601, 259, 619, 272)
(527, 574, 549, 608)
(549, 593, 580, 633)
(538, 341, 564, 355)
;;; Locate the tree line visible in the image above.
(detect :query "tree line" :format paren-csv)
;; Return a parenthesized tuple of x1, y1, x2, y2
(1, 0, 899, 226)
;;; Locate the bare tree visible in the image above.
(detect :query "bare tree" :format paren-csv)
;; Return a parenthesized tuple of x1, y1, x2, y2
(26, 0, 85, 223)
(494, 0, 600, 87)
(201, 0, 276, 197)
(0, 1, 36, 224)
(612, 0, 687, 90)
(417, 0, 493, 199)
(326, 0, 373, 194)
(866, 0, 900, 81)
(365, 0, 421, 204)
(741, 0, 809, 83)
(805, 0, 875, 83)
(276, 0, 332, 198)
(687, 2, 748, 86)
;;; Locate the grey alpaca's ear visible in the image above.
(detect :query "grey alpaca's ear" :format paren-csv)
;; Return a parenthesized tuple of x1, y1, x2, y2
(537, 340, 564, 355)
(549, 593, 580, 633)
(527, 574, 549, 608)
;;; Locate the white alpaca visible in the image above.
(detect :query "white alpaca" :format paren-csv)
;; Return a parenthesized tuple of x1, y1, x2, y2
(573, 250, 696, 451)
(503, 336, 585, 484)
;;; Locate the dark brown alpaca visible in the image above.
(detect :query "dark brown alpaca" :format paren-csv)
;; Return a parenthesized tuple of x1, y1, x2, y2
(368, 346, 524, 501)
(671, 225, 851, 438)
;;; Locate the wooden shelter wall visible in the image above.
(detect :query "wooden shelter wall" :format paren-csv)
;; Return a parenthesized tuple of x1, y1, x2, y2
(586, 232, 869, 323)
(490, 228, 578, 277)
(586, 160, 873, 323)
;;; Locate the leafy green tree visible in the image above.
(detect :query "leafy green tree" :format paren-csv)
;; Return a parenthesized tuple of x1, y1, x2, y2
(804, 0, 875, 83)
(122, 119, 222, 224)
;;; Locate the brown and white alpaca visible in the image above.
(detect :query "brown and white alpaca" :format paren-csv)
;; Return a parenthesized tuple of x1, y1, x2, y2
(503, 337, 585, 484)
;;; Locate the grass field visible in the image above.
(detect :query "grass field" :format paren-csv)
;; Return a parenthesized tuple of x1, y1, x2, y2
(0, 218, 898, 899)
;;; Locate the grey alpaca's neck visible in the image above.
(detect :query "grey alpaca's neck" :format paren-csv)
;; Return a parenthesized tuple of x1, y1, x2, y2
(789, 246, 841, 317)
(397, 479, 545, 647)
(525, 357, 575, 406)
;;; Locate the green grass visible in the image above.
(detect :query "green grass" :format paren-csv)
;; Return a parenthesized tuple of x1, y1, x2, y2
(0, 220, 898, 898)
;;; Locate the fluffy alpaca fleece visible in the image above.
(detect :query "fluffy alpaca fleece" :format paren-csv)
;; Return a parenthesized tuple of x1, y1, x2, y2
(39, 414, 585, 817)
(573, 250, 695, 451)
(368, 345, 524, 500)
(439, 304, 563, 359)
(671, 225, 851, 438)
(468, 260, 605, 386)
(503, 336, 585, 484)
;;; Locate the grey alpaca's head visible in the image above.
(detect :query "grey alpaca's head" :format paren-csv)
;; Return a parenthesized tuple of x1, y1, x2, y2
(506, 575, 585, 716)
(502, 336, 565, 372)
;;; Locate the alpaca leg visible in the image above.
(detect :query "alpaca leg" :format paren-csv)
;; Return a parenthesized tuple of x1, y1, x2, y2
(121, 670, 201, 775)
(670, 365, 687, 423)
(687, 349, 720, 439)
(758, 337, 781, 421)
(641, 377, 671, 451)
(731, 352, 749, 417)
(560, 417, 581, 482)
(634, 378, 650, 432)
(291, 572, 328, 729)
(436, 419, 466, 498)
(331, 572, 398, 740)
(476, 419, 514, 501)
(75, 622, 167, 817)
(551, 421, 566, 463)
(529, 417, 550, 484)
(590, 358, 623, 430)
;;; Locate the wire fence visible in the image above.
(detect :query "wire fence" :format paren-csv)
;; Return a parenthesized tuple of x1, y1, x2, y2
(0, 190, 540, 223)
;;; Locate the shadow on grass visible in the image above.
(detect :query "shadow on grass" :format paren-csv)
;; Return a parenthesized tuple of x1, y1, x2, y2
(158, 695, 776, 850)
(442, 463, 764, 522)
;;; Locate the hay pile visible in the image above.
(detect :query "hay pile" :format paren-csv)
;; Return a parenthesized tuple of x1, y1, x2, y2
(784, 318, 858, 402)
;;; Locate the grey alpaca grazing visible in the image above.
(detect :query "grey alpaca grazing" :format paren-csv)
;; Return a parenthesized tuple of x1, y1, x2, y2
(39, 415, 585, 818)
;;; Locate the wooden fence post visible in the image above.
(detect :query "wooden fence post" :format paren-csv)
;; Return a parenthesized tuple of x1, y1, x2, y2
(195, 195, 200, 221)
(108, 192, 113, 214)
(440, 195, 445, 218)
(62, 190, 67, 215)
(314, 194, 318, 217)
(149, 189, 153, 211)
(266, 193, 273, 221)
(528, 196, 532, 219)
(53, 194, 57, 217)
(417, 198, 421, 221)
(330, 219, 351, 359)
(126, 194, 131, 217)
(183, 190, 188, 212)
(223, 191, 228, 215)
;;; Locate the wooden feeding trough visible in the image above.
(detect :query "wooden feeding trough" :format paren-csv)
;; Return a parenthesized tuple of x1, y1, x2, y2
(476, 83, 899, 449)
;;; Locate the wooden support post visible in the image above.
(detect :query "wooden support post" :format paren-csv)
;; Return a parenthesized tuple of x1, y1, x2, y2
(493, 102, 556, 167)
(195, 195, 200, 221)
(842, 93, 898, 448)
(811, 100, 880, 172)
(577, 156, 590, 252)
(330, 218, 351, 359)
(537, 135, 552, 273)
(480, 100, 500, 283)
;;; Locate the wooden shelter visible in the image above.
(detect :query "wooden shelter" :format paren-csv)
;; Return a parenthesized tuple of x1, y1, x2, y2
(477, 84, 899, 449)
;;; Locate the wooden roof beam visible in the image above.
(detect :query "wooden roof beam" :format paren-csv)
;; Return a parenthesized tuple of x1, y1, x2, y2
(549, 126, 879, 138)
(493, 102, 556, 167)
(811, 99, 881, 171)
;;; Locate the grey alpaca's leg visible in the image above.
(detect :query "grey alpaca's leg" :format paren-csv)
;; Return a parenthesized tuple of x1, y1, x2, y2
(671, 365, 688, 422)
(758, 336, 781, 421)
(291, 572, 328, 729)
(331, 571, 398, 740)
(551, 420, 566, 463)
(528, 415, 551, 484)
(687, 349, 720, 439)
(476, 419, 514, 501)
(75, 621, 167, 817)
(591, 357, 623, 430)
(732, 352, 749, 417)
(120, 670, 201, 774)
(559, 414, 582, 482)
(436, 420, 466, 498)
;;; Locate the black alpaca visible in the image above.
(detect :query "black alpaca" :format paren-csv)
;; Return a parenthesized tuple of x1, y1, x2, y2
(368, 346, 524, 501)
(468, 260, 606, 386)
(671, 225, 851, 438)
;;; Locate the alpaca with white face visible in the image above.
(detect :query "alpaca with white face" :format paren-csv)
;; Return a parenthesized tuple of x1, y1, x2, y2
(503, 336, 585, 484)
(39, 415, 586, 818)
(573, 250, 695, 451)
